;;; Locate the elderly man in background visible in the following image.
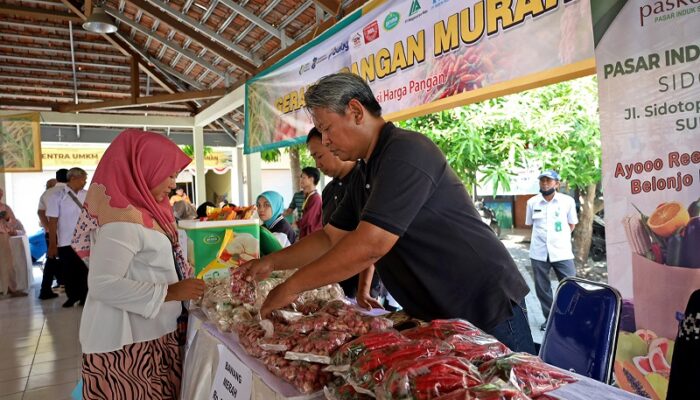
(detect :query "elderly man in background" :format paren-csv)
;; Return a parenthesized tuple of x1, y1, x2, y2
(37, 169, 69, 300)
(47, 167, 89, 307)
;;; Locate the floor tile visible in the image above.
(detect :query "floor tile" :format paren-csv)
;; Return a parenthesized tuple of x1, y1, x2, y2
(0, 393, 23, 400)
(26, 367, 81, 390)
(0, 366, 31, 383)
(0, 377, 27, 397)
(29, 357, 82, 376)
(32, 350, 81, 364)
(22, 382, 76, 400)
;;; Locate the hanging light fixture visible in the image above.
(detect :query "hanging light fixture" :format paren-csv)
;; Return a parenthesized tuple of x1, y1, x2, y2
(83, 1, 118, 34)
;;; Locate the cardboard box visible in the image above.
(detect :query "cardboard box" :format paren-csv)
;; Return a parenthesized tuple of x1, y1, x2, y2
(179, 219, 260, 280)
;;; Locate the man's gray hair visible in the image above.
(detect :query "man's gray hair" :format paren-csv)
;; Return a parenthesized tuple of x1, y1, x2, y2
(67, 167, 87, 180)
(305, 73, 382, 117)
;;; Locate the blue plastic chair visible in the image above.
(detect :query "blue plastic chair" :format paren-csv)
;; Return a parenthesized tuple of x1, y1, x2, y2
(539, 277, 622, 384)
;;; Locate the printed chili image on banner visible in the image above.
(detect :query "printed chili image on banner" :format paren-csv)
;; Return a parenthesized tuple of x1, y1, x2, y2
(0, 112, 42, 172)
(245, 0, 595, 153)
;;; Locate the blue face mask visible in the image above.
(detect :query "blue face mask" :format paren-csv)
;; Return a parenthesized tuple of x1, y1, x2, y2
(540, 188, 556, 196)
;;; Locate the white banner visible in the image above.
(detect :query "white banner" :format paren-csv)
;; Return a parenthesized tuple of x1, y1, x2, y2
(592, 0, 700, 398)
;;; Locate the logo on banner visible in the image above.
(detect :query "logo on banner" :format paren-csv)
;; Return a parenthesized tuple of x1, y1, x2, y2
(311, 55, 328, 69)
(299, 62, 311, 75)
(409, 0, 422, 16)
(383, 12, 400, 31)
(406, 0, 427, 22)
(351, 32, 363, 48)
(327, 41, 349, 59)
(432, 0, 449, 7)
(363, 21, 379, 44)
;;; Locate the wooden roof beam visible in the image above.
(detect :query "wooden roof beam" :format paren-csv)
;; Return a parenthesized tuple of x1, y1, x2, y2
(59, 1, 176, 95)
(57, 88, 228, 112)
(313, 0, 341, 15)
(0, 4, 83, 23)
(129, 0, 257, 75)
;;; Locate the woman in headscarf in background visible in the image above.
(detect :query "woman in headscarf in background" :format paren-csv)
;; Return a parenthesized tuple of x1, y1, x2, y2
(0, 187, 28, 297)
(76, 129, 206, 400)
(257, 191, 296, 246)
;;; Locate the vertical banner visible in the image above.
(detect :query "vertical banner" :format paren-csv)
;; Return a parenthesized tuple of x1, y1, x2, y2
(246, 0, 595, 153)
(591, 1, 700, 398)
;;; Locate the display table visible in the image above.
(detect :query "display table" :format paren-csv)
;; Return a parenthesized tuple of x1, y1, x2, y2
(182, 310, 646, 400)
(0, 235, 33, 292)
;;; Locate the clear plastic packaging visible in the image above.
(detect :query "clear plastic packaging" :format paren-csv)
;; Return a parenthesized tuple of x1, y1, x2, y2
(402, 319, 482, 340)
(331, 330, 409, 368)
(283, 331, 353, 364)
(262, 354, 333, 394)
(323, 383, 374, 400)
(376, 356, 483, 400)
(349, 339, 453, 393)
(478, 353, 577, 397)
(445, 334, 512, 365)
(433, 379, 532, 400)
(229, 267, 256, 305)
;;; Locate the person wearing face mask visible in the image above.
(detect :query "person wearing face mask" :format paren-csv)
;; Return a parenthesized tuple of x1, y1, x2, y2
(525, 170, 578, 331)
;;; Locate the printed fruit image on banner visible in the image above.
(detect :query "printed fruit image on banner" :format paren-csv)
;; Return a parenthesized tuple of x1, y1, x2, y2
(614, 330, 674, 400)
(591, 0, 700, 397)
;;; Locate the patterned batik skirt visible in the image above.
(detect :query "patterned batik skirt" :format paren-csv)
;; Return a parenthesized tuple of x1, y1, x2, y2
(82, 331, 182, 400)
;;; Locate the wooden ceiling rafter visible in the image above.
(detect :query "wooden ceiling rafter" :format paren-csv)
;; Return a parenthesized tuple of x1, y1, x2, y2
(0, 3, 82, 23)
(57, 88, 229, 112)
(127, 0, 257, 75)
(58, 0, 195, 110)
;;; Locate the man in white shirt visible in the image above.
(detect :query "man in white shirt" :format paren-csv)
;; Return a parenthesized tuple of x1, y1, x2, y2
(525, 170, 578, 331)
(46, 167, 89, 307)
(37, 169, 68, 300)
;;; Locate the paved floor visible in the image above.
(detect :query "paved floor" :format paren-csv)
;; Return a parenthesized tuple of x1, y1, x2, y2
(0, 270, 82, 400)
(0, 234, 555, 399)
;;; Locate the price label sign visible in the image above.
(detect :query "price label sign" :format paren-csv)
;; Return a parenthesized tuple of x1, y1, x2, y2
(209, 345, 252, 400)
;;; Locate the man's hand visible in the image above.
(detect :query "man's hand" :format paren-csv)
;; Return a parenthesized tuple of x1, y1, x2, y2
(47, 243, 58, 259)
(260, 282, 299, 318)
(239, 257, 274, 282)
(165, 278, 206, 302)
(356, 292, 383, 311)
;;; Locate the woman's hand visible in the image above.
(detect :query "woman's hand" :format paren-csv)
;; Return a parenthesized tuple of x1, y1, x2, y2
(165, 278, 206, 302)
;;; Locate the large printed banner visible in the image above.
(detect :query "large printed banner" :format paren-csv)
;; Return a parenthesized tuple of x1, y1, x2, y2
(245, 0, 595, 153)
(591, 1, 700, 398)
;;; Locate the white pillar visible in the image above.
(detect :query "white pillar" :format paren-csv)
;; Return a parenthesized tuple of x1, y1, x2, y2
(245, 152, 262, 206)
(193, 126, 207, 205)
(233, 146, 246, 206)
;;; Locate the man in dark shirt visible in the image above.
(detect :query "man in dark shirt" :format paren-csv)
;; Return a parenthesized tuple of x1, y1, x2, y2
(243, 73, 535, 353)
(307, 127, 381, 308)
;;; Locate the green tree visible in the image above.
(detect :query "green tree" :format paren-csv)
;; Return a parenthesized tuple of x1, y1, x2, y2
(524, 77, 603, 268)
(181, 144, 213, 158)
(399, 76, 602, 268)
(261, 144, 314, 194)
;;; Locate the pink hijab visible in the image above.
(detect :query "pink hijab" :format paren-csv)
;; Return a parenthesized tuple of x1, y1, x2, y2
(72, 129, 193, 276)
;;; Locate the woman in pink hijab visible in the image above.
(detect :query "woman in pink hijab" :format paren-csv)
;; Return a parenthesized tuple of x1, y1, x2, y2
(77, 130, 205, 400)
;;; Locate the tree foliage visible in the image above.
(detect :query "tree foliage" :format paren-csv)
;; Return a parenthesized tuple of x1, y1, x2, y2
(399, 76, 601, 195)
(399, 76, 602, 267)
